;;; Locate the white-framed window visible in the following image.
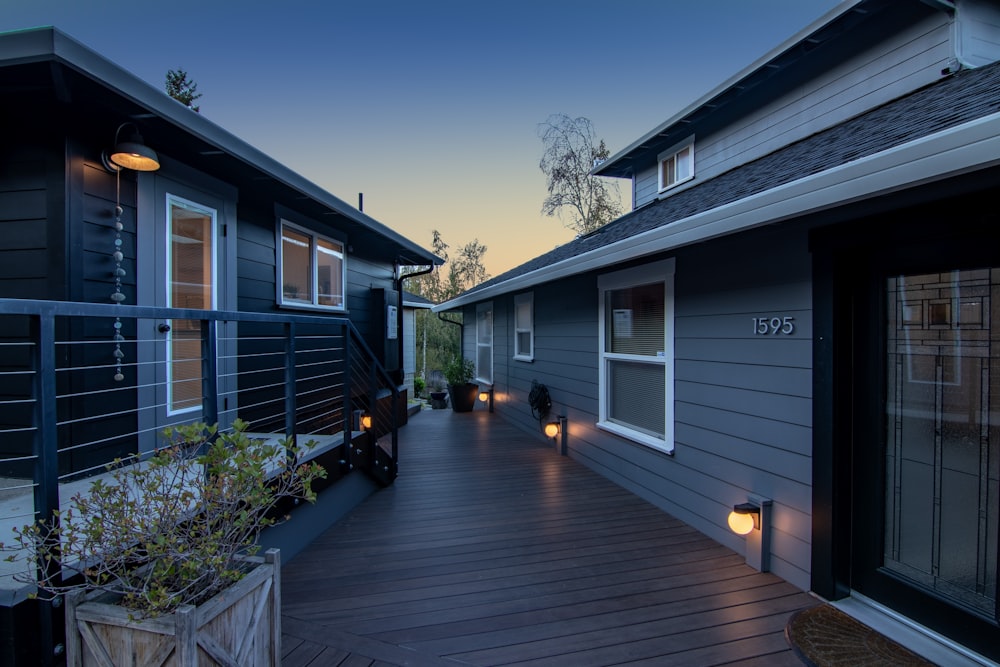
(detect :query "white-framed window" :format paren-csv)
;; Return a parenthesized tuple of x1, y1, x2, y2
(657, 138, 694, 192)
(513, 292, 534, 361)
(278, 220, 345, 310)
(476, 301, 493, 383)
(598, 258, 675, 453)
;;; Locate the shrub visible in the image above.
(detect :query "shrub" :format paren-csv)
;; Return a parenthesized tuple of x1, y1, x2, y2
(5, 419, 325, 617)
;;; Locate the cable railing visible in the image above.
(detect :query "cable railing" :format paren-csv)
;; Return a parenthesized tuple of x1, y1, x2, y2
(0, 297, 400, 599)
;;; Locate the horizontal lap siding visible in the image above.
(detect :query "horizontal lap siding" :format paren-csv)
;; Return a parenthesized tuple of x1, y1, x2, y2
(634, 7, 950, 207)
(489, 225, 813, 591)
(0, 150, 52, 298)
(672, 228, 812, 589)
(483, 277, 599, 440)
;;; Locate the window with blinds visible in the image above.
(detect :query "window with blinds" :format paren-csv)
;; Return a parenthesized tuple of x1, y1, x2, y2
(514, 292, 533, 361)
(477, 302, 493, 383)
(598, 259, 675, 452)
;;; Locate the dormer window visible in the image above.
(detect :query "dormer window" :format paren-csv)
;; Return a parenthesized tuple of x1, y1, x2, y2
(658, 140, 694, 192)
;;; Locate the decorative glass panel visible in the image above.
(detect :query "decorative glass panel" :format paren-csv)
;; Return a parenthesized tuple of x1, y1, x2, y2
(884, 269, 999, 618)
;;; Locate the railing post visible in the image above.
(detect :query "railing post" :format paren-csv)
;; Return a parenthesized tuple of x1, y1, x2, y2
(201, 319, 219, 427)
(31, 312, 59, 666)
(342, 323, 352, 469)
(390, 385, 399, 474)
(284, 322, 297, 442)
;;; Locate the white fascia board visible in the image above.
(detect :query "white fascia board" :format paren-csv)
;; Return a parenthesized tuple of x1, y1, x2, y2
(436, 110, 1000, 312)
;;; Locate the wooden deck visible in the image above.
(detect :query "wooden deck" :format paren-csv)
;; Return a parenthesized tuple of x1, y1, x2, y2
(280, 408, 816, 666)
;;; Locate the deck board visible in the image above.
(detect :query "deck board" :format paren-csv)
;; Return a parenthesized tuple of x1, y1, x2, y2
(281, 408, 815, 666)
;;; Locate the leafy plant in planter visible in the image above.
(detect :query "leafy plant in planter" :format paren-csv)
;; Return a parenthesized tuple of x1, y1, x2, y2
(5, 419, 326, 665)
(444, 356, 479, 412)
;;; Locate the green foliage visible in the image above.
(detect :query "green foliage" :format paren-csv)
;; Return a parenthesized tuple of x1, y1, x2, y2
(6, 419, 325, 617)
(413, 376, 426, 396)
(403, 230, 490, 380)
(165, 68, 202, 112)
(538, 113, 623, 235)
(443, 356, 476, 386)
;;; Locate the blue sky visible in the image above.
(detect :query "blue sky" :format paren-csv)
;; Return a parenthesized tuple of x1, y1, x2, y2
(4, 0, 841, 276)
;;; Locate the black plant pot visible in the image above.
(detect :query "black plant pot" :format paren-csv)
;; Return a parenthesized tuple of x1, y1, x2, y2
(448, 383, 479, 412)
(429, 391, 449, 409)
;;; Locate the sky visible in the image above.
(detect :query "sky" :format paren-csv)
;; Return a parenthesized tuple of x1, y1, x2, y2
(3, 0, 842, 278)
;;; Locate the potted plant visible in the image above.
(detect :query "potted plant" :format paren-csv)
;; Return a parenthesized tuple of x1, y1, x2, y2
(444, 356, 479, 413)
(5, 419, 325, 666)
(428, 377, 449, 409)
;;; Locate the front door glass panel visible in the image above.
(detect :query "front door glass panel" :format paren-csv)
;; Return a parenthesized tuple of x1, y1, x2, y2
(885, 269, 999, 618)
(167, 196, 216, 414)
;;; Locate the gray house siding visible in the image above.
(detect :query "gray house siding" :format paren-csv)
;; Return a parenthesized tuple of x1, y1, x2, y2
(481, 225, 814, 590)
(634, 3, 952, 208)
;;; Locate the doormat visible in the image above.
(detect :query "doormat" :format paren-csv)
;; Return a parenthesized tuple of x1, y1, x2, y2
(785, 604, 937, 666)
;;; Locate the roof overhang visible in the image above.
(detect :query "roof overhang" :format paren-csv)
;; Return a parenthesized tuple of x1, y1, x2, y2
(0, 27, 442, 267)
(436, 109, 1000, 311)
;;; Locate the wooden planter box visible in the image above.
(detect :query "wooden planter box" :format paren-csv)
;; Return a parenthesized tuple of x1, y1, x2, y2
(64, 549, 281, 667)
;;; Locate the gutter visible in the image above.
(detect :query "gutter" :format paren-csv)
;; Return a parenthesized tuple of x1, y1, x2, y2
(436, 108, 1000, 311)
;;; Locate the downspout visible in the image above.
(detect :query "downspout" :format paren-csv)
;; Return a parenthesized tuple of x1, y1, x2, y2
(438, 310, 464, 361)
(396, 262, 436, 385)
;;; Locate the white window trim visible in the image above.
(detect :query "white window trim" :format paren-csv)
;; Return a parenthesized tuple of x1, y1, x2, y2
(476, 301, 494, 384)
(513, 292, 534, 362)
(277, 219, 346, 312)
(597, 258, 675, 453)
(657, 136, 694, 193)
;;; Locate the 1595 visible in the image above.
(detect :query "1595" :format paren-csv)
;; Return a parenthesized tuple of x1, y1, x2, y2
(753, 316, 795, 335)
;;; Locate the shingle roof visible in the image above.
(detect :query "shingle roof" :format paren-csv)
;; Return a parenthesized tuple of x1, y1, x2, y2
(460, 60, 1000, 300)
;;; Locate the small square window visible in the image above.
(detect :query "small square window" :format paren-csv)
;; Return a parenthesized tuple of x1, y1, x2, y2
(658, 140, 694, 192)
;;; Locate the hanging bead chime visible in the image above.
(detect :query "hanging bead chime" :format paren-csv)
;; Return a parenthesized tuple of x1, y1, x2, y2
(112, 174, 126, 382)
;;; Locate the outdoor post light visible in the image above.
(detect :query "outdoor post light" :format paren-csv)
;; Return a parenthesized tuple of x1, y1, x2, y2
(361, 413, 372, 430)
(478, 387, 494, 413)
(727, 495, 772, 572)
(545, 416, 568, 456)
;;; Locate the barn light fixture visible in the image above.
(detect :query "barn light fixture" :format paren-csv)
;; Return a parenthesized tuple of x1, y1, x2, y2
(102, 122, 160, 172)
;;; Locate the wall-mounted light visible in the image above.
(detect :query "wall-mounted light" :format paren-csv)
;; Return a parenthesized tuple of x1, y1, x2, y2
(727, 495, 771, 572)
(478, 387, 494, 412)
(102, 122, 160, 172)
(352, 409, 371, 432)
(727, 502, 759, 535)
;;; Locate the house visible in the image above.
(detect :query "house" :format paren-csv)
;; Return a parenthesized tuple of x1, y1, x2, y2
(0, 26, 439, 664)
(435, 0, 1000, 662)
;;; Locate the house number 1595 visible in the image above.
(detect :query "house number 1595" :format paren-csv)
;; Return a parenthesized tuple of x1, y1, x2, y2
(753, 316, 795, 335)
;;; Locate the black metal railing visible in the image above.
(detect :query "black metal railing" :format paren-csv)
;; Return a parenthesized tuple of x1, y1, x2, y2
(0, 297, 400, 601)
